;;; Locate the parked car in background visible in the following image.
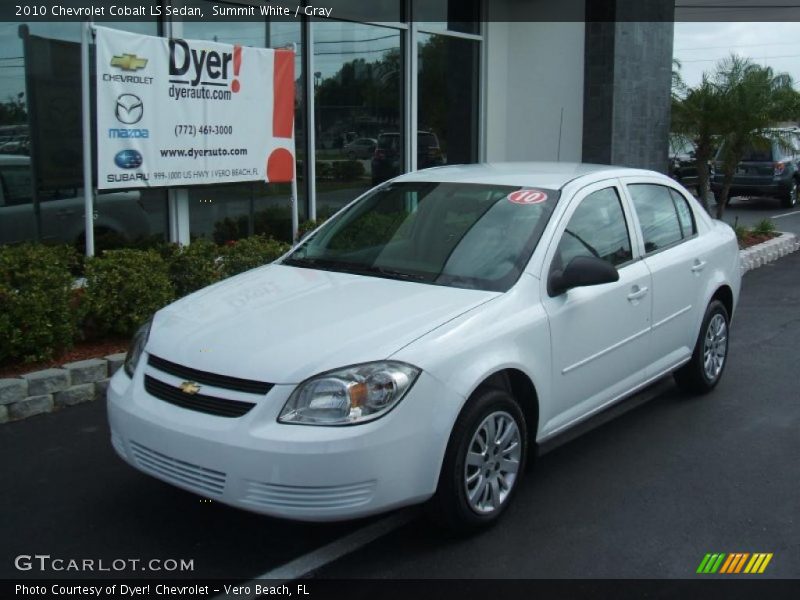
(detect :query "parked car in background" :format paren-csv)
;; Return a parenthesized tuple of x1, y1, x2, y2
(109, 162, 740, 531)
(0, 155, 152, 247)
(371, 131, 444, 184)
(668, 135, 700, 190)
(711, 128, 800, 208)
(0, 136, 30, 155)
(343, 137, 377, 160)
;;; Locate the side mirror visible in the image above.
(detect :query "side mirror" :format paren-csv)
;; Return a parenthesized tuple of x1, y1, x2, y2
(548, 255, 619, 296)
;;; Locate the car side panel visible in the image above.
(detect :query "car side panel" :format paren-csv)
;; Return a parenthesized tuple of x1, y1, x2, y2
(390, 274, 553, 441)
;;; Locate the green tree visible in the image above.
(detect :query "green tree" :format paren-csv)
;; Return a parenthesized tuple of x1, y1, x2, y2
(712, 55, 800, 218)
(671, 58, 686, 101)
(671, 74, 725, 212)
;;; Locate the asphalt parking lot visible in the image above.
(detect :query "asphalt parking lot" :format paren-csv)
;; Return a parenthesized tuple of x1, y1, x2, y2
(719, 194, 800, 236)
(2, 248, 799, 582)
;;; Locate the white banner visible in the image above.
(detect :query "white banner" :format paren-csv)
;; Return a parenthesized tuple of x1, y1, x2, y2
(95, 27, 295, 190)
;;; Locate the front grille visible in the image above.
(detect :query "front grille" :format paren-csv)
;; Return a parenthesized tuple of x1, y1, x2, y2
(144, 375, 255, 418)
(148, 354, 273, 395)
(129, 441, 226, 496)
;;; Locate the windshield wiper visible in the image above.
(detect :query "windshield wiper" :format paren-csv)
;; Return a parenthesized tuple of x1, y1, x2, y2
(283, 257, 429, 282)
(370, 266, 430, 282)
(282, 256, 346, 269)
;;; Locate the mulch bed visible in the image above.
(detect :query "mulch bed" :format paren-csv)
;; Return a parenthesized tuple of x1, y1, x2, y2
(0, 338, 129, 379)
(738, 232, 779, 250)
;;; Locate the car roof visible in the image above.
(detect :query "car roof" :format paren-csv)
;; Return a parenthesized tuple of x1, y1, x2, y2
(392, 161, 659, 189)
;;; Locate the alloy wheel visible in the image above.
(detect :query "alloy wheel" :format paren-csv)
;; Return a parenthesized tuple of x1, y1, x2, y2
(703, 313, 728, 382)
(464, 411, 522, 514)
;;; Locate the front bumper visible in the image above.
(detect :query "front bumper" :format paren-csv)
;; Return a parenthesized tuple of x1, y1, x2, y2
(107, 358, 461, 521)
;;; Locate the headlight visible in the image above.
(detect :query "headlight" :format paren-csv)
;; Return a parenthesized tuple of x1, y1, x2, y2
(279, 361, 420, 426)
(123, 318, 152, 378)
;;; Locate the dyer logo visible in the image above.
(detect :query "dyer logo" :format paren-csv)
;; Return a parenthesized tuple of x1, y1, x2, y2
(114, 149, 143, 169)
(169, 39, 242, 92)
(110, 53, 148, 71)
(115, 94, 143, 124)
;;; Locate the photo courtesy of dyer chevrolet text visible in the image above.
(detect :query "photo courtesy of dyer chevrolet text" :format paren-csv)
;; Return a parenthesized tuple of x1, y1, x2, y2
(16, 4, 335, 18)
(15, 583, 310, 597)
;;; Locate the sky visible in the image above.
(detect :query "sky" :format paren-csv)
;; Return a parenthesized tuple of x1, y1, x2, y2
(673, 22, 800, 90)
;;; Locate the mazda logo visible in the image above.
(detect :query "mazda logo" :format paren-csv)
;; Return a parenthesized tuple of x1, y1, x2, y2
(115, 94, 143, 125)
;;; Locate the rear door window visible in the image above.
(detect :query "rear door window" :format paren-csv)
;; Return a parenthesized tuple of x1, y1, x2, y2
(628, 184, 691, 253)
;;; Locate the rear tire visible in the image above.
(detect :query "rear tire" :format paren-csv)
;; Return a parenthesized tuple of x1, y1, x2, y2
(428, 389, 527, 533)
(674, 300, 730, 394)
(781, 179, 798, 208)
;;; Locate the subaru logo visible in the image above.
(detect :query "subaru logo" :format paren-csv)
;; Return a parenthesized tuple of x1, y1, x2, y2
(115, 94, 143, 125)
(114, 149, 143, 169)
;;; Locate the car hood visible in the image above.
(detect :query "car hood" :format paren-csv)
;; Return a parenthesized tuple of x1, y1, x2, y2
(146, 264, 499, 384)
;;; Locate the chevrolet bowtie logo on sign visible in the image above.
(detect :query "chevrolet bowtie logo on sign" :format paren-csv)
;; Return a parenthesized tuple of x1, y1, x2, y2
(111, 53, 148, 71)
(179, 381, 201, 395)
(697, 552, 773, 574)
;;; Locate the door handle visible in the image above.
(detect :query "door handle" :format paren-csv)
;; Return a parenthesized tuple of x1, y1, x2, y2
(627, 286, 649, 301)
(691, 259, 707, 273)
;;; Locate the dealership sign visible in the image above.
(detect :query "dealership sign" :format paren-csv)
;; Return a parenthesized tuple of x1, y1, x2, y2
(96, 27, 295, 189)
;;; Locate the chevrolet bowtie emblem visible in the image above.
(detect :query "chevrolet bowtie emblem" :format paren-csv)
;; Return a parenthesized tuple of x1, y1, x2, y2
(110, 53, 148, 71)
(179, 381, 201, 395)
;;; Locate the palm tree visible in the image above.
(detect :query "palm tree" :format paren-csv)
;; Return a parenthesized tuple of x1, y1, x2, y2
(712, 55, 800, 218)
(671, 74, 725, 212)
(672, 58, 686, 101)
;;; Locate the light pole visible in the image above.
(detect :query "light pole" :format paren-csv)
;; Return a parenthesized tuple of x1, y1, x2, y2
(314, 71, 322, 145)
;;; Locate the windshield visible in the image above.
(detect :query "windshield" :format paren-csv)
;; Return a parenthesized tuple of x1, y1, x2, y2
(715, 137, 774, 162)
(669, 136, 694, 156)
(282, 182, 560, 292)
(418, 134, 438, 149)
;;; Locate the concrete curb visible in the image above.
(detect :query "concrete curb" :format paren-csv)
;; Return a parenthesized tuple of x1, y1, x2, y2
(739, 232, 799, 275)
(0, 353, 126, 425)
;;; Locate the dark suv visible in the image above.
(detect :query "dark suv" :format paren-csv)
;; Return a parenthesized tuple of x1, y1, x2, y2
(668, 135, 701, 190)
(371, 131, 445, 185)
(711, 129, 800, 208)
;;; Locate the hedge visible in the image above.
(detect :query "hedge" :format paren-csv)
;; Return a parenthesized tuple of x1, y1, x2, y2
(0, 234, 293, 366)
(84, 249, 176, 337)
(220, 235, 291, 277)
(0, 244, 81, 363)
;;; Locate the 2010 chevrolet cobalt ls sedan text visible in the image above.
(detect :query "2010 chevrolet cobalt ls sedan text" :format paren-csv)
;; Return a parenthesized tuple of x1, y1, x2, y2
(108, 163, 741, 530)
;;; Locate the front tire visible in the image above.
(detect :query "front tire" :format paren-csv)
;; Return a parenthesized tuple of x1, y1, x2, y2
(428, 389, 527, 532)
(674, 300, 730, 394)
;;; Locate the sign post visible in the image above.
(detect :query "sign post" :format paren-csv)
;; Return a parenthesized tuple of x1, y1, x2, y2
(81, 20, 94, 256)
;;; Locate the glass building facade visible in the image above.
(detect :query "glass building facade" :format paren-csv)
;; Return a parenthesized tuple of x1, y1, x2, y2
(0, 1, 482, 252)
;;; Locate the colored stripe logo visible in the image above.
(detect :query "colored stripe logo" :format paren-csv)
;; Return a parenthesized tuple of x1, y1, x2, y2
(697, 553, 773, 574)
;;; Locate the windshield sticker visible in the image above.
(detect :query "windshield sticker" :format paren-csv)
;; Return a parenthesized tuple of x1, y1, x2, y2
(508, 189, 548, 205)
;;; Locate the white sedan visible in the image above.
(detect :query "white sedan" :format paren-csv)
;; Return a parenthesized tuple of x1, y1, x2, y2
(108, 162, 741, 530)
